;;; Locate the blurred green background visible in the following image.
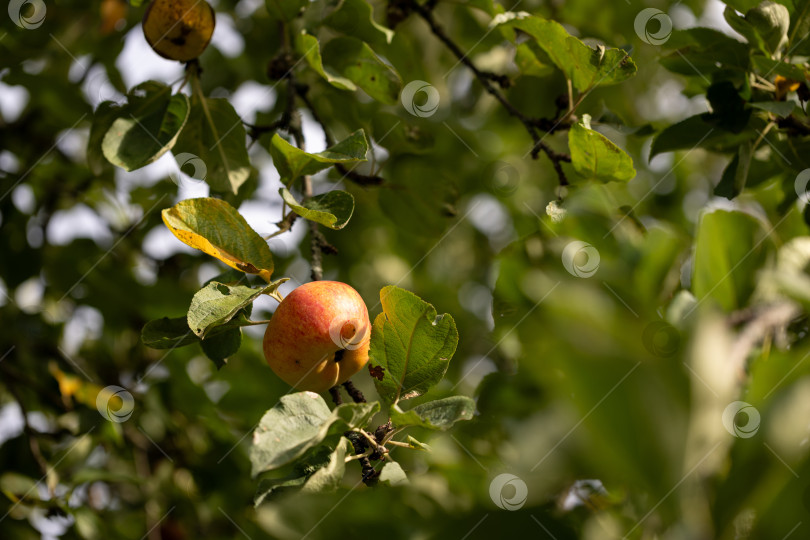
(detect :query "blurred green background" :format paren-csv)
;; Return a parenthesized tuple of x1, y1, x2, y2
(2, 0, 810, 538)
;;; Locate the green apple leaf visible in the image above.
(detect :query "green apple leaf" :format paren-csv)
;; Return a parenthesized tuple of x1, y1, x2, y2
(494, 12, 636, 92)
(87, 101, 119, 175)
(295, 31, 357, 91)
(692, 209, 770, 312)
(279, 188, 355, 230)
(200, 328, 242, 369)
(658, 28, 749, 76)
(750, 56, 807, 80)
(172, 96, 252, 195)
(269, 129, 368, 184)
(323, 0, 394, 46)
(748, 101, 800, 118)
(250, 392, 379, 476)
(162, 198, 275, 282)
(141, 311, 264, 349)
(406, 435, 431, 451)
(368, 286, 459, 404)
(301, 437, 351, 493)
(266, 0, 307, 22)
(390, 396, 476, 430)
(187, 279, 287, 338)
(649, 114, 757, 158)
(378, 461, 408, 486)
(321, 37, 402, 104)
(568, 114, 635, 182)
(102, 81, 189, 171)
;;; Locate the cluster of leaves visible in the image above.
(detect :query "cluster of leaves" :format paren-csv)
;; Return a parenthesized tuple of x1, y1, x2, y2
(652, 0, 810, 202)
(4, 0, 810, 538)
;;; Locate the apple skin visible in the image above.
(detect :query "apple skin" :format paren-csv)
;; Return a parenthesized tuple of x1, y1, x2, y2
(142, 0, 215, 62)
(263, 281, 371, 393)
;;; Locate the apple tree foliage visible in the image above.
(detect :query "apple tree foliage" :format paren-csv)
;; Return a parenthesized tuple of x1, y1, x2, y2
(3, 0, 810, 538)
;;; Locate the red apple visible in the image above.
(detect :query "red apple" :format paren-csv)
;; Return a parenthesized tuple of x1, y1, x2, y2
(263, 281, 371, 392)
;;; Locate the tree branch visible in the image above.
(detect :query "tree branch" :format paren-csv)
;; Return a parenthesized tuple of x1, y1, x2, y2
(342, 380, 367, 403)
(406, 0, 572, 186)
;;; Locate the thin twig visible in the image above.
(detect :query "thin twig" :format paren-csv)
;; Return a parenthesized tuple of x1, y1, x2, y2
(407, 0, 572, 186)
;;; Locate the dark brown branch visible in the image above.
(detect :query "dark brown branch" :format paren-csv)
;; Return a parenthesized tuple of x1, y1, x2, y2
(342, 380, 367, 403)
(328, 387, 343, 406)
(406, 0, 572, 186)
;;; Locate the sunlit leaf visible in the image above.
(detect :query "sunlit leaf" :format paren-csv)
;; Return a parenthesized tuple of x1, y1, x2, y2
(568, 114, 635, 182)
(173, 96, 252, 195)
(322, 37, 402, 104)
(368, 286, 459, 404)
(187, 279, 287, 338)
(250, 392, 379, 476)
(269, 129, 368, 184)
(391, 396, 475, 430)
(162, 198, 275, 281)
(279, 188, 354, 230)
(102, 81, 189, 171)
(295, 31, 357, 91)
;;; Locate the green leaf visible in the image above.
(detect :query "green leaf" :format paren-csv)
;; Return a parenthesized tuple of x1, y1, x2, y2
(746, 1, 790, 54)
(101, 81, 189, 171)
(692, 209, 770, 311)
(789, 0, 810, 53)
(724, 141, 753, 199)
(406, 435, 431, 451)
(269, 129, 368, 184)
(568, 114, 635, 182)
(279, 188, 355, 230)
(254, 475, 307, 507)
(749, 100, 799, 117)
(378, 461, 409, 486)
(0, 472, 40, 500)
(295, 31, 357, 91)
(173, 96, 251, 195)
(200, 327, 241, 369)
(301, 437, 351, 492)
(323, 0, 394, 46)
(724, 6, 769, 54)
(87, 101, 119, 175)
(266, 0, 307, 21)
(494, 12, 636, 92)
(141, 316, 200, 349)
(321, 37, 403, 105)
(368, 286, 459, 404)
(659, 28, 750, 76)
(162, 198, 275, 282)
(514, 42, 556, 78)
(391, 396, 476, 430)
(250, 392, 379, 476)
(141, 311, 263, 350)
(751, 56, 807, 80)
(650, 114, 757, 158)
(187, 279, 287, 338)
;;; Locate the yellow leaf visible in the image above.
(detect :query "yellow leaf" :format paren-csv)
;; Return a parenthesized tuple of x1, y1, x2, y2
(162, 198, 274, 282)
(775, 75, 801, 100)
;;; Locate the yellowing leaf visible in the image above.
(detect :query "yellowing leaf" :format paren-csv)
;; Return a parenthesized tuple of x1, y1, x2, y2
(162, 198, 274, 282)
(49, 363, 104, 409)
